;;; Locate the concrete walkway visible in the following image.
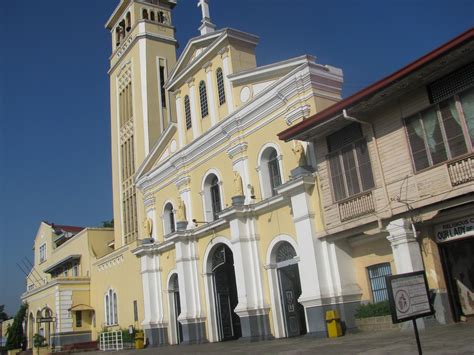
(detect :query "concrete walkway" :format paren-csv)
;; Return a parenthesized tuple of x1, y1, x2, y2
(88, 322, 474, 354)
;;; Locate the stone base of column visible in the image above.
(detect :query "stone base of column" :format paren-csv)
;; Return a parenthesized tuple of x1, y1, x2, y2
(431, 289, 454, 325)
(238, 313, 273, 342)
(181, 321, 207, 345)
(144, 326, 168, 347)
(304, 301, 361, 337)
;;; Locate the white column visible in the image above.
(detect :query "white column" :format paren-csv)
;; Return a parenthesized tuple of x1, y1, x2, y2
(187, 78, 200, 139)
(174, 90, 185, 148)
(277, 175, 332, 334)
(219, 47, 234, 113)
(387, 218, 424, 273)
(203, 62, 218, 126)
(229, 217, 268, 314)
(175, 240, 204, 322)
(140, 254, 165, 327)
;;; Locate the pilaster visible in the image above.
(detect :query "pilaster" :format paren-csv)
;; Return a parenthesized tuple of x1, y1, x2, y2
(203, 62, 218, 126)
(219, 47, 234, 113)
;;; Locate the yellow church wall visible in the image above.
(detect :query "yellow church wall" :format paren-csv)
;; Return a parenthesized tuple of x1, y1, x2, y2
(90, 245, 144, 338)
(351, 237, 394, 302)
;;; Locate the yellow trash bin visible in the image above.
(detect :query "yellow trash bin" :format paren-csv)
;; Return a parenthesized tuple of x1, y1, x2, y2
(135, 330, 145, 349)
(325, 310, 342, 338)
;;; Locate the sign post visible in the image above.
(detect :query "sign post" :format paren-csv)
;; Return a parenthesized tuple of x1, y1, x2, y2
(386, 271, 434, 355)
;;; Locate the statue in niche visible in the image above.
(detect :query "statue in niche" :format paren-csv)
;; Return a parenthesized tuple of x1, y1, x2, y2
(176, 197, 186, 221)
(292, 140, 307, 167)
(143, 217, 153, 237)
(233, 171, 244, 196)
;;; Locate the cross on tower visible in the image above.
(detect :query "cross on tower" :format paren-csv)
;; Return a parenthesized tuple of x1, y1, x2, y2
(197, 0, 216, 35)
(198, 0, 211, 19)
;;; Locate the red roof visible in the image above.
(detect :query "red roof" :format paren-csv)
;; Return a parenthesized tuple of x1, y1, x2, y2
(278, 27, 474, 141)
(44, 222, 85, 234)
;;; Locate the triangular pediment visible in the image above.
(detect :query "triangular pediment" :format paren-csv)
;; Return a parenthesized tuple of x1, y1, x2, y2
(135, 124, 177, 181)
(166, 28, 259, 91)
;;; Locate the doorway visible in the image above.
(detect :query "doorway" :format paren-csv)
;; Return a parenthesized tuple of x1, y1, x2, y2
(275, 242, 306, 337)
(211, 244, 241, 341)
(440, 237, 474, 321)
(169, 274, 183, 344)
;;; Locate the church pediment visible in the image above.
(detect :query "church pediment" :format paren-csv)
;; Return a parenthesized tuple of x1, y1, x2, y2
(166, 28, 259, 91)
(135, 124, 177, 181)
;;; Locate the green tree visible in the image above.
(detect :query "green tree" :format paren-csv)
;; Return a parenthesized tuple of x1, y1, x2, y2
(101, 219, 114, 228)
(0, 305, 8, 321)
(5, 303, 27, 350)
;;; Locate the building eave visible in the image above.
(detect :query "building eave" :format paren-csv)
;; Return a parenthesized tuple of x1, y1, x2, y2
(278, 27, 474, 142)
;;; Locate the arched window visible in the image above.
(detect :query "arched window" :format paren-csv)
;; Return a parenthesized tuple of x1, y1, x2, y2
(126, 12, 131, 32)
(216, 68, 226, 106)
(199, 81, 209, 118)
(142, 9, 149, 20)
(259, 146, 283, 198)
(105, 289, 118, 326)
(158, 11, 165, 23)
(203, 173, 222, 221)
(184, 95, 192, 130)
(150, 11, 155, 21)
(164, 202, 175, 235)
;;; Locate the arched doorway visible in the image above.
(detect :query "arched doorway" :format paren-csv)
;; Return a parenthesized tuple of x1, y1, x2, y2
(211, 244, 241, 341)
(275, 242, 306, 337)
(168, 273, 183, 344)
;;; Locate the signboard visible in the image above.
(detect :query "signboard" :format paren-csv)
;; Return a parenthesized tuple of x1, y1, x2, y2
(386, 271, 434, 324)
(37, 317, 56, 324)
(434, 216, 474, 243)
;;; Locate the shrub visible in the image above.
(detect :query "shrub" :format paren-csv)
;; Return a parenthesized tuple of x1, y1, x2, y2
(355, 301, 391, 318)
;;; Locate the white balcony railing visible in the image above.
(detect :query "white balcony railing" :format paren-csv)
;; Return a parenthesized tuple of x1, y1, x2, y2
(447, 154, 474, 186)
(338, 191, 375, 222)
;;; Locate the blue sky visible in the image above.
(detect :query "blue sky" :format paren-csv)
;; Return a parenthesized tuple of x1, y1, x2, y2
(0, 0, 472, 316)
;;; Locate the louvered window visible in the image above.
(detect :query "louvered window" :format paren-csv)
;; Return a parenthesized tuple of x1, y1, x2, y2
(327, 123, 375, 201)
(216, 68, 226, 106)
(405, 87, 474, 172)
(184, 95, 192, 130)
(199, 81, 209, 118)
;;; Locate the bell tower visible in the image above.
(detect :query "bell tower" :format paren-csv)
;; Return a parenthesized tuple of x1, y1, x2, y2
(106, 0, 178, 247)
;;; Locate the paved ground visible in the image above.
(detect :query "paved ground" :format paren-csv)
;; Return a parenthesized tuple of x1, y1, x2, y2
(89, 322, 474, 354)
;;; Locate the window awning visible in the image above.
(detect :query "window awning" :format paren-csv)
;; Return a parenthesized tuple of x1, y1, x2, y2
(43, 255, 81, 274)
(69, 304, 94, 312)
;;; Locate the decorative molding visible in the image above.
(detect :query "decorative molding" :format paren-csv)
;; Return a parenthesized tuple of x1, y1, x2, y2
(227, 142, 248, 159)
(175, 175, 191, 189)
(203, 61, 213, 73)
(218, 46, 229, 59)
(97, 254, 125, 271)
(186, 77, 195, 87)
(285, 104, 311, 126)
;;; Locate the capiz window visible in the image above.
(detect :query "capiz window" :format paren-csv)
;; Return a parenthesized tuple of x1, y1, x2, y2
(326, 123, 375, 201)
(405, 87, 473, 172)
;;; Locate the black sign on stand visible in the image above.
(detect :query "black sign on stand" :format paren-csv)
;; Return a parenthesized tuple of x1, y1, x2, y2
(386, 271, 434, 355)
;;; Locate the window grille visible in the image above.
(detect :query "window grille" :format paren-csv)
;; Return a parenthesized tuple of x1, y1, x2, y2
(367, 263, 391, 303)
(428, 63, 474, 104)
(216, 68, 226, 106)
(184, 95, 192, 129)
(275, 243, 296, 263)
(76, 311, 82, 327)
(199, 81, 209, 118)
